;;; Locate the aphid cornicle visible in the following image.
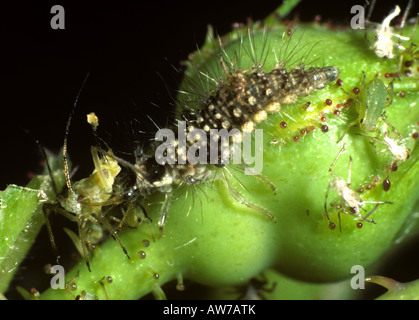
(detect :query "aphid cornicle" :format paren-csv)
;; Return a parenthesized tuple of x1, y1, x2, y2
(324, 145, 392, 230)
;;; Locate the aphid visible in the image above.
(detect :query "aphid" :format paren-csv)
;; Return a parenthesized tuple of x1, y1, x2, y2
(366, 1, 412, 59)
(41, 75, 130, 271)
(338, 72, 394, 142)
(358, 122, 412, 191)
(324, 145, 392, 230)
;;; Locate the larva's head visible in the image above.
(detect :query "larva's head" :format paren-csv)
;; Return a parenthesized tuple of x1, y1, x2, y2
(323, 66, 340, 83)
(307, 66, 340, 90)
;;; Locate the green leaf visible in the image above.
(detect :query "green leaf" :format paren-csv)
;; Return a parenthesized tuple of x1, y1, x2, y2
(0, 151, 65, 294)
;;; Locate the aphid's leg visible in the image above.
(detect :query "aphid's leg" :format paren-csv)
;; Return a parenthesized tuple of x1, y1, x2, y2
(44, 203, 79, 262)
(220, 166, 275, 221)
(42, 204, 59, 261)
(347, 156, 353, 187)
(323, 183, 332, 225)
(337, 210, 343, 232)
(381, 117, 403, 141)
(382, 79, 395, 114)
(336, 121, 358, 143)
(116, 203, 151, 231)
(96, 214, 130, 260)
(77, 219, 91, 272)
(363, 200, 393, 206)
(360, 200, 393, 222)
(117, 206, 132, 230)
(329, 144, 346, 175)
(226, 181, 276, 221)
(358, 204, 378, 224)
(242, 166, 277, 194)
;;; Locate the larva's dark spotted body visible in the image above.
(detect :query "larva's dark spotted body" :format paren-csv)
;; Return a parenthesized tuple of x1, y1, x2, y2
(128, 64, 340, 228)
(189, 66, 340, 136)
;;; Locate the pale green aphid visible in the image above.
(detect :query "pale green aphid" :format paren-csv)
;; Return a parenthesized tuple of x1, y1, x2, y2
(358, 73, 393, 132)
(338, 72, 394, 142)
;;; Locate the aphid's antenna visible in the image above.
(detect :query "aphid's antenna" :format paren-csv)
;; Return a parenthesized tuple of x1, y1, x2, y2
(63, 72, 90, 194)
(329, 144, 346, 176)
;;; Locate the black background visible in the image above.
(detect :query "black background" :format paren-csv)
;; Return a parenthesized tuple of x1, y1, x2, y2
(1, 0, 419, 300)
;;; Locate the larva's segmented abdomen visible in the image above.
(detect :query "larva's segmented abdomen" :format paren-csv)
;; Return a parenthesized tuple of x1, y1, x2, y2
(191, 66, 339, 134)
